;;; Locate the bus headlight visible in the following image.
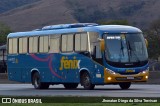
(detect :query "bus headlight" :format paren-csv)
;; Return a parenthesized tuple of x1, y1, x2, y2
(142, 69, 149, 74)
(106, 68, 116, 75)
(142, 71, 146, 74)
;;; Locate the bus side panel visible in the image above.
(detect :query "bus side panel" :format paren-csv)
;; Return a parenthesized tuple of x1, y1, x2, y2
(22, 54, 53, 83)
(7, 55, 23, 82)
(56, 53, 105, 84)
(19, 54, 30, 82)
(50, 53, 80, 83)
(8, 53, 105, 84)
(8, 67, 22, 82)
(91, 63, 105, 85)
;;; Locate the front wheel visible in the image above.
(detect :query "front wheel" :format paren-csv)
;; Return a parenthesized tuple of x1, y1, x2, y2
(32, 72, 49, 89)
(63, 83, 79, 89)
(81, 72, 95, 90)
(119, 82, 131, 90)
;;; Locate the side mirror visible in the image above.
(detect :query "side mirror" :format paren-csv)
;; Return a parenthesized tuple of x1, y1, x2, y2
(145, 39, 148, 48)
(99, 39, 105, 51)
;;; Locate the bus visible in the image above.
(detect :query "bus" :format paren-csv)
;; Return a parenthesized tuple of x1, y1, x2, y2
(7, 23, 149, 90)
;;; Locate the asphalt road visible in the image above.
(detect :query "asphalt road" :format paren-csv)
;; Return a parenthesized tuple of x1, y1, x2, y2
(0, 84, 160, 97)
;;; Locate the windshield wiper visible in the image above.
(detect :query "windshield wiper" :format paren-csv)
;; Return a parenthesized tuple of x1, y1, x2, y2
(127, 41, 140, 63)
(118, 39, 124, 62)
(120, 39, 125, 56)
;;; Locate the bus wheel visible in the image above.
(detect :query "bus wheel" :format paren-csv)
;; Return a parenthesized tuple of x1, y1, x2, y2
(81, 72, 95, 90)
(63, 83, 79, 89)
(32, 72, 49, 89)
(119, 82, 131, 90)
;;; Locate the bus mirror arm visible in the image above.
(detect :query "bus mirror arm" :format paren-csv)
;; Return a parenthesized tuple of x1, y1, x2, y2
(98, 39, 105, 52)
(145, 39, 148, 48)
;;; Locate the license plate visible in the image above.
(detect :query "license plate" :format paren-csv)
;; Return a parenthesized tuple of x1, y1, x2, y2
(127, 76, 134, 80)
(126, 70, 135, 73)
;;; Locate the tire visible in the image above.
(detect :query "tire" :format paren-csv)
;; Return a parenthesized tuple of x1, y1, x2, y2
(0, 66, 5, 73)
(32, 72, 49, 89)
(2, 67, 6, 73)
(63, 83, 79, 89)
(81, 72, 95, 90)
(119, 82, 131, 90)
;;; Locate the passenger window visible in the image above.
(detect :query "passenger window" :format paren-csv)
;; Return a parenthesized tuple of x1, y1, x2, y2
(19, 37, 27, 54)
(39, 36, 49, 53)
(81, 33, 88, 51)
(12, 38, 18, 54)
(29, 37, 38, 53)
(39, 37, 44, 52)
(23, 37, 28, 53)
(67, 34, 73, 52)
(43, 36, 49, 52)
(50, 35, 60, 53)
(75, 34, 81, 51)
(61, 34, 74, 52)
(61, 35, 67, 52)
(29, 37, 33, 53)
(89, 32, 102, 64)
(8, 38, 18, 54)
(89, 32, 99, 55)
(75, 33, 88, 51)
(8, 39, 13, 54)
(49, 35, 60, 53)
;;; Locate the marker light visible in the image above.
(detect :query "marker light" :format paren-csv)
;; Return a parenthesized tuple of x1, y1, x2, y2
(107, 77, 112, 80)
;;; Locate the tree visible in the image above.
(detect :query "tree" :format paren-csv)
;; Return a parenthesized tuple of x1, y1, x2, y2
(0, 22, 12, 45)
(146, 19, 160, 59)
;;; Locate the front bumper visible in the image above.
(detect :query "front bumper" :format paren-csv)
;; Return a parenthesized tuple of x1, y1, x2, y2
(104, 68, 149, 84)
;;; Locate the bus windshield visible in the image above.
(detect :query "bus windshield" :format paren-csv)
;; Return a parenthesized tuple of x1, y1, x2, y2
(104, 33, 148, 66)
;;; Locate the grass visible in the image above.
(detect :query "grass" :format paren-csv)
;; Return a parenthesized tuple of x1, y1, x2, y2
(0, 103, 160, 106)
(0, 97, 159, 106)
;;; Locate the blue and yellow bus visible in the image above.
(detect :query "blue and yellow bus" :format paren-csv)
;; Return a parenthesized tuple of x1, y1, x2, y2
(7, 23, 149, 90)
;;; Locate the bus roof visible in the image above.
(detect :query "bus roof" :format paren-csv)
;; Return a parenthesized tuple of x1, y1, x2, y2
(8, 24, 142, 38)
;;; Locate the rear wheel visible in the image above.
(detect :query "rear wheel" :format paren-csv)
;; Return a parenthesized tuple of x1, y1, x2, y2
(81, 72, 95, 90)
(119, 82, 131, 90)
(32, 72, 49, 89)
(63, 83, 79, 89)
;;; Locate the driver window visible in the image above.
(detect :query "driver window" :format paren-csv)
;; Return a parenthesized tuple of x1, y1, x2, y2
(89, 32, 102, 64)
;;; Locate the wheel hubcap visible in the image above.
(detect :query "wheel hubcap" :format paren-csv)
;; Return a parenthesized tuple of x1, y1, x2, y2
(84, 75, 90, 87)
(35, 77, 39, 88)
